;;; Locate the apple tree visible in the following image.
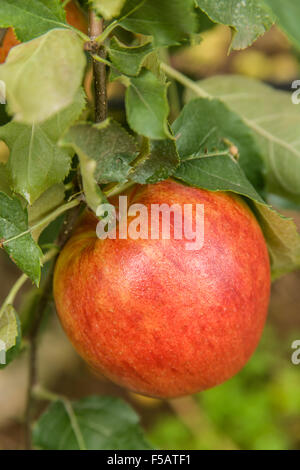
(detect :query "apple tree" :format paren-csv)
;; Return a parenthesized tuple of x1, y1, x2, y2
(0, 0, 300, 450)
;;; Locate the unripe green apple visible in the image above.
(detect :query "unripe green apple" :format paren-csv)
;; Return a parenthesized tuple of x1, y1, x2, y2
(53, 180, 270, 398)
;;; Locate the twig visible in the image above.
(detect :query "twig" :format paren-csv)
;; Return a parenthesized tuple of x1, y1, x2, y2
(24, 202, 83, 449)
(89, 11, 107, 123)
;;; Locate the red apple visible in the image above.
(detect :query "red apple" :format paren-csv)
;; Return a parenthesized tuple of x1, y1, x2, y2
(53, 180, 270, 398)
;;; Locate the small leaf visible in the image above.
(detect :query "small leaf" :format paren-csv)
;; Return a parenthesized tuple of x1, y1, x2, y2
(33, 395, 152, 450)
(0, 191, 42, 284)
(251, 203, 300, 280)
(60, 129, 108, 214)
(0, 305, 21, 368)
(0, 0, 67, 42)
(92, 0, 127, 20)
(60, 119, 138, 184)
(79, 155, 108, 215)
(0, 29, 86, 124)
(196, 0, 274, 50)
(125, 69, 171, 140)
(0, 305, 18, 351)
(108, 37, 154, 76)
(175, 153, 264, 204)
(0, 88, 86, 203)
(121, 0, 198, 46)
(131, 138, 180, 184)
(28, 184, 66, 241)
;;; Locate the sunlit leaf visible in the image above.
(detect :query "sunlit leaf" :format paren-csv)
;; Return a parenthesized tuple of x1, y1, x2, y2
(0, 29, 86, 124)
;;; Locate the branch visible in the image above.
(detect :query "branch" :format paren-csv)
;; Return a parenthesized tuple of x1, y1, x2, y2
(88, 11, 108, 123)
(24, 7, 109, 450)
(24, 202, 83, 449)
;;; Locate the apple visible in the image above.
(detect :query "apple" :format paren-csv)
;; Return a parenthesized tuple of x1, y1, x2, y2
(53, 180, 270, 398)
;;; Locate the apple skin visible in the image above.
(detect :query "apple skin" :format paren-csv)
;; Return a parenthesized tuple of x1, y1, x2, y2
(53, 180, 270, 398)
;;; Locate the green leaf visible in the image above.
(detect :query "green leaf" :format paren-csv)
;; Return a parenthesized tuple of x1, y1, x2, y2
(196, 0, 274, 49)
(173, 97, 265, 192)
(0, 89, 86, 204)
(0, 0, 67, 42)
(120, 0, 198, 46)
(92, 0, 127, 20)
(33, 395, 152, 450)
(0, 305, 22, 368)
(0, 305, 18, 351)
(0, 163, 11, 196)
(264, 0, 300, 51)
(251, 203, 300, 280)
(39, 0, 66, 20)
(131, 138, 180, 184)
(60, 128, 109, 214)
(79, 155, 108, 215)
(0, 29, 86, 124)
(176, 154, 265, 204)
(125, 69, 171, 140)
(0, 192, 42, 284)
(185, 75, 300, 205)
(173, 99, 300, 278)
(108, 37, 154, 76)
(28, 184, 65, 241)
(194, 7, 215, 35)
(61, 119, 138, 184)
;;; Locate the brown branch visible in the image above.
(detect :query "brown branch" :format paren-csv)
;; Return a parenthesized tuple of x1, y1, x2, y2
(24, 202, 83, 449)
(88, 11, 108, 123)
(24, 9, 109, 450)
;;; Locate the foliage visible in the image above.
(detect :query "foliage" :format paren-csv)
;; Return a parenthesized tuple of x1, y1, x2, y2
(33, 395, 152, 450)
